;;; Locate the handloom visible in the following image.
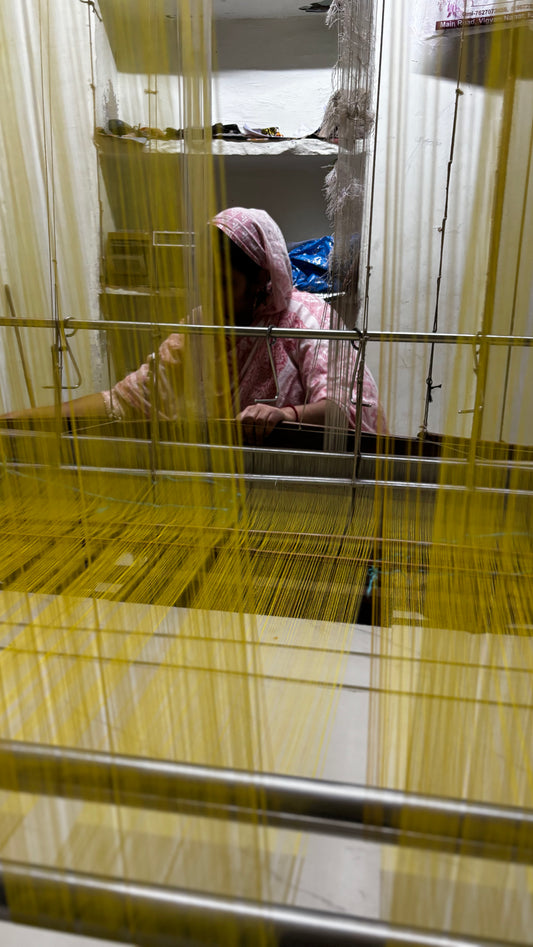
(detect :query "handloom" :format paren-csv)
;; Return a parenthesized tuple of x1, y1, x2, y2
(0, 1, 532, 945)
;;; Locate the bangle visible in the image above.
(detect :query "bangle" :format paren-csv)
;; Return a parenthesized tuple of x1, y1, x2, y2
(285, 404, 299, 422)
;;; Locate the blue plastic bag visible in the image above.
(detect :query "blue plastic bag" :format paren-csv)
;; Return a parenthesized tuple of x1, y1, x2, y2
(288, 236, 333, 293)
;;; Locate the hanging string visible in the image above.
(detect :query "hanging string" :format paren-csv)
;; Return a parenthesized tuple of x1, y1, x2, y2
(420, 15, 467, 437)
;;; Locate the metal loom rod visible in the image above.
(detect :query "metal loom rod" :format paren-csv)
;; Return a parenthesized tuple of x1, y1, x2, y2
(6, 427, 532, 475)
(0, 315, 533, 346)
(1, 740, 533, 864)
(0, 859, 525, 947)
(5, 461, 533, 497)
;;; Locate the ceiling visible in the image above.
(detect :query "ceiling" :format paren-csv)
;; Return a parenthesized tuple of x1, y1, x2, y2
(98, 0, 333, 73)
(212, 0, 328, 16)
(98, 1, 329, 23)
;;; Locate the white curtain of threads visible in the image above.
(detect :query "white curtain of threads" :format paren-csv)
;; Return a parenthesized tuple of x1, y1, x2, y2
(321, 0, 377, 451)
(363, 0, 502, 437)
(0, 0, 102, 413)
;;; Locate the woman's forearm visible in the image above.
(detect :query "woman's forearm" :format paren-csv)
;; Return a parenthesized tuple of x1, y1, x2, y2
(1, 392, 108, 421)
(281, 399, 347, 427)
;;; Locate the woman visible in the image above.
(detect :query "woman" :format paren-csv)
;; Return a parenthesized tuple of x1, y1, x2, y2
(4, 207, 386, 439)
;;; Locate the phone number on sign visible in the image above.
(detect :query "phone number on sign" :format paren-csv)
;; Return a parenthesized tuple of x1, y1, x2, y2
(437, 9, 533, 28)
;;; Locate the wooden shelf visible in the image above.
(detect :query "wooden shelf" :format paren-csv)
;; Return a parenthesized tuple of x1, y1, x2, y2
(96, 133, 339, 161)
(101, 286, 188, 299)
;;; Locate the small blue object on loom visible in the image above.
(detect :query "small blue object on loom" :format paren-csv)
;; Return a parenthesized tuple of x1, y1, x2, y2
(288, 235, 333, 293)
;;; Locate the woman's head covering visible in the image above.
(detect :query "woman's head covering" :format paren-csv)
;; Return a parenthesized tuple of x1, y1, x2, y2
(212, 207, 293, 319)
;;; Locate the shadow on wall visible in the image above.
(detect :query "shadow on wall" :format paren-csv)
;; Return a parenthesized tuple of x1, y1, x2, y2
(415, 22, 533, 86)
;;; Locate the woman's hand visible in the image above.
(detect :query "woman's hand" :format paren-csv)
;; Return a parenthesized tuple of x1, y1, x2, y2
(236, 403, 293, 444)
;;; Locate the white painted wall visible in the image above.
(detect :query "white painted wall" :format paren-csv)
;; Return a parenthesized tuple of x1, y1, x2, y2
(106, 65, 333, 147)
(361, 3, 533, 440)
(213, 68, 331, 139)
(365, 32, 502, 437)
(96, 16, 336, 241)
(0, 0, 104, 413)
(359, 3, 532, 442)
(212, 19, 335, 240)
(478, 75, 533, 445)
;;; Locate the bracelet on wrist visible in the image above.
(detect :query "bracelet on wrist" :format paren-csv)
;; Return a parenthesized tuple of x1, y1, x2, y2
(285, 404, 299, 422)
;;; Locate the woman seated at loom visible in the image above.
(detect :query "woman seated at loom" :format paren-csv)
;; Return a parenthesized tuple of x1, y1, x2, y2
(4, 207, 386, 440)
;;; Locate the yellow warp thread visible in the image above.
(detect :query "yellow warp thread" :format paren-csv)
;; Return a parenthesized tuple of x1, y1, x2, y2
(0, 0, 532, 944)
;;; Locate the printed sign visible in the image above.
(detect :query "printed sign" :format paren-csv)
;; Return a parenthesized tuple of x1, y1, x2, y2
(419, 1, 533, 33)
